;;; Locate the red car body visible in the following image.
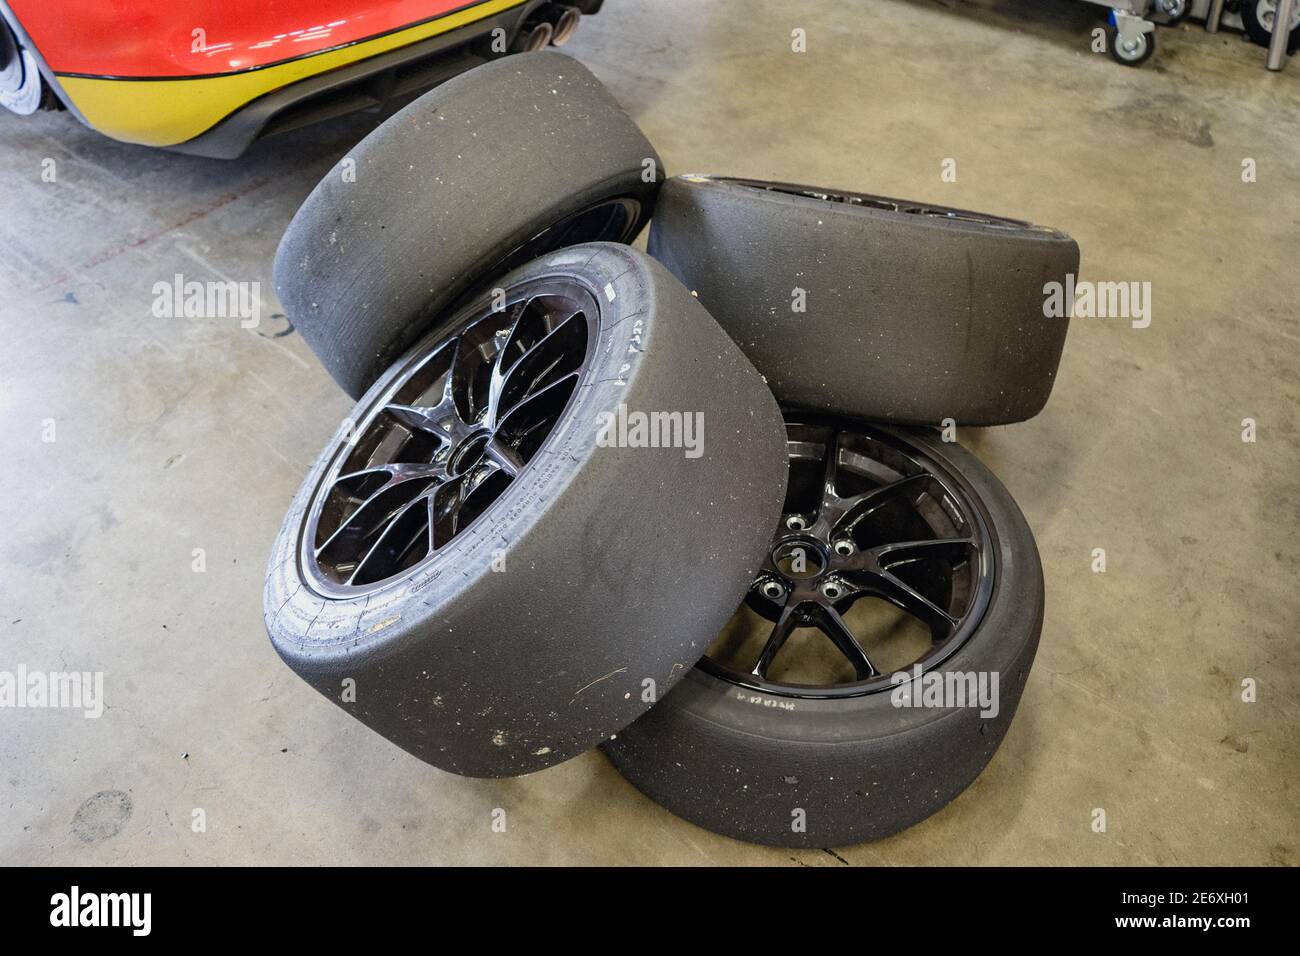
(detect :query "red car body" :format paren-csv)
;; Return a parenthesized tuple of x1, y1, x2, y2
(0, 0, 598, 156)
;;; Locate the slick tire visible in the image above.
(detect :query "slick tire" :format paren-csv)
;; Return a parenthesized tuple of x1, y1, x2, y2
(275, 51, 663, 399)
(647, 175, 1079, 426)
(265, 243, 788, 778)
(603, 416, 1043, 847)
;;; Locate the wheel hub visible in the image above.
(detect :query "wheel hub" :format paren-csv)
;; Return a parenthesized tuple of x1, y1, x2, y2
(771, 537, 827, 579)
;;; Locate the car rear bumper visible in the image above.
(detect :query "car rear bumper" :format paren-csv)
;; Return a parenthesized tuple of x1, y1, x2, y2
(18, 0, 552, 155)
(167, 1, 541, 158)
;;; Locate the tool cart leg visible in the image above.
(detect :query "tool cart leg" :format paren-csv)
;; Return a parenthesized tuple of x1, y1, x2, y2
(1267, 0, 1295, 68)
(1205, 0, 1225, 32)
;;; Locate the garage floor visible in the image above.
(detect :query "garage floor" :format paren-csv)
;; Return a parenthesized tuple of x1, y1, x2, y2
(2, 0, 1296, 866)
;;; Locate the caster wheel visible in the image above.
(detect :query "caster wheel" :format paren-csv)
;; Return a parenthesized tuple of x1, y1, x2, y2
(1154, 0, 1191, 23)
(1108, 23, 1156, 66)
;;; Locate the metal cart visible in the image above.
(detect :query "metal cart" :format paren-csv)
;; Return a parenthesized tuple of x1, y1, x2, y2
(1081, 0, 1295, 69)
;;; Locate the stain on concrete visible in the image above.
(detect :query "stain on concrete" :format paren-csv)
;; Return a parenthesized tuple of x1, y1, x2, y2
(70, 790, 132, 843)
(1219, 734, 1249, 753)
(1125, 95, 1215, 147)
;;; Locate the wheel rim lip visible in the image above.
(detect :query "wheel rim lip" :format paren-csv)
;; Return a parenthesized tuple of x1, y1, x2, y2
(703, 175, 1052, 233)
(497, 197, 643, 278)
(297, 275, 600, 600)
(698, 418, 998, 700)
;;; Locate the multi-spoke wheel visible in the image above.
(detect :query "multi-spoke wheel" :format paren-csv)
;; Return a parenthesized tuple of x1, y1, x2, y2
(604, 416, 1043, 847)
(264, 244, 788, 778)
(714, 421, 993, 694)
(647, 174, 1078, 426)
(303, 278, 596, 595)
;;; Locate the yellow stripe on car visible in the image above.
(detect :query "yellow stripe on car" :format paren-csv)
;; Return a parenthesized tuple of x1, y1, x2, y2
(58, 0, 526, 147)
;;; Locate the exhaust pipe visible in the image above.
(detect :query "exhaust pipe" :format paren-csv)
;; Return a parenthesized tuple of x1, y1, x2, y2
(549, 5, 582, 46)
(511, 19, 554, 53)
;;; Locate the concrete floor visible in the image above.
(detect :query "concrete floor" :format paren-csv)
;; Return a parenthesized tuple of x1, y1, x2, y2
(2, 0, 1296, 866)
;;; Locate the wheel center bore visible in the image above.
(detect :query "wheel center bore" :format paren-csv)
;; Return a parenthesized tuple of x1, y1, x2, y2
(772, 537, 827, 580)
(449, 430, 491, 475)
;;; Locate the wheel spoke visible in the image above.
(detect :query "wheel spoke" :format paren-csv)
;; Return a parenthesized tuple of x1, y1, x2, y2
(833, 472, 932, 538)
(822, 430, 842, 500)
(493, 371, 580, 441)
(811, 605, 877, 678)
(348, 487, 437, 585)
(429, 474, 469, 549)
(813, 430, 848, 527)
(751, 605, 797, 678)
(385, 337, 471, 431)
(383, 403, 453, 438)
(872, 537, 975, 567)
(873, 570, 958, 639)
(426, 467, 510, 549)
(458, 460, 512, 528)
(482, 437, 526, 478)
(493, 298, 537, 379)
(318, 463, 444, 556)
(426, 494, 437, 554)
(444, 336, 486, 424)
(510, 307, 584, 376)
(334, 461, 446, 489)
(488, 299, 539, 422)
(489, 309, 585, 426)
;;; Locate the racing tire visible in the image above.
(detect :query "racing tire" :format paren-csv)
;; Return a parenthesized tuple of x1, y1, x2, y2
(603, 415, 1043, 847)
(274, 50, 663, 399)
(264, 243, 788, 778)
(646, 175, 1080, 427)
